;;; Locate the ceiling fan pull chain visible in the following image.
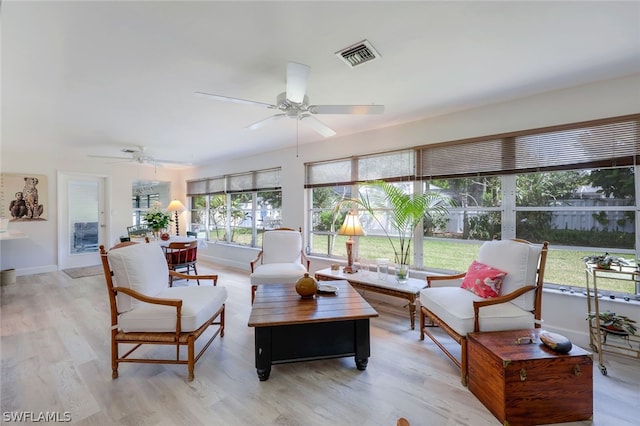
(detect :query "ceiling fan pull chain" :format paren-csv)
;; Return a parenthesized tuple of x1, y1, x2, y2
(296, 116, 300, 158)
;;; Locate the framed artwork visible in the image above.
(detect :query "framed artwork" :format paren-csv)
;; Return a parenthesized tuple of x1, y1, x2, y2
(0, 173, 48, 222)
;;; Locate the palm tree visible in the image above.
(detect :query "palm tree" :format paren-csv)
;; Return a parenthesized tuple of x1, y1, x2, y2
(336, 180, 454, 280)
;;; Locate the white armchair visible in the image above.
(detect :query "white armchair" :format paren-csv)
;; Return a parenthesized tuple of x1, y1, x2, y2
(250, 228, 310, 303)
(100, 241, 226, 381)
(419, 239, 548, 386)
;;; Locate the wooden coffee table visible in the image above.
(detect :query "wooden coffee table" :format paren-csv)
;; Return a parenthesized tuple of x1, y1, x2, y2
(247, 280, 378, 381)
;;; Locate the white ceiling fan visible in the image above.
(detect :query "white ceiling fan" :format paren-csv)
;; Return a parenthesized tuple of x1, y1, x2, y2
(195, 62, 384, 137)
(89, 145, 190, 167)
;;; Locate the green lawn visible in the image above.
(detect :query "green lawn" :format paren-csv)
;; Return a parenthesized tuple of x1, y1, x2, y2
(320, 235, 637, 294)
(214, 229, 637, 294)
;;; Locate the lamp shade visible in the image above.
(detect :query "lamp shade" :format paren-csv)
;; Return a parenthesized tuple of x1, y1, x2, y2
(338, 212, 365, 236)
(167, 199, 186, 212)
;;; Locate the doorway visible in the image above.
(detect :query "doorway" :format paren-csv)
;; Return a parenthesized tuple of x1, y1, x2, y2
(57, 172, 108, 270)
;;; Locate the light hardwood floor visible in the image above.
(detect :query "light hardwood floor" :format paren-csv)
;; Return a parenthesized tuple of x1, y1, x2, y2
(1, 261, 638, 425)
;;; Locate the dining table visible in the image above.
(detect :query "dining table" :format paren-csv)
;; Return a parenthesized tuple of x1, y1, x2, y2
(130, 235, 204, 247)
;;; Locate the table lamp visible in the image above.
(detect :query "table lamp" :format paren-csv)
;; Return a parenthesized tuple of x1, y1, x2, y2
(167, 199, 186, 236)
(338, 211, 365, 273)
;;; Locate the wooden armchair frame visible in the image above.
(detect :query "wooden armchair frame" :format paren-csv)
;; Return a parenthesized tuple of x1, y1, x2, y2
(419, 239, 548, 386)
(100, 242, 225, 381)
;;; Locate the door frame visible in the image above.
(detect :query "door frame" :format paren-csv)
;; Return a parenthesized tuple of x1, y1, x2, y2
(57, 171, 110, 270)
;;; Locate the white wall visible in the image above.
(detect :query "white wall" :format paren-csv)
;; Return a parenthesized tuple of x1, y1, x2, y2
(2, 74, 639, 345)
(0, 151, 187, 274)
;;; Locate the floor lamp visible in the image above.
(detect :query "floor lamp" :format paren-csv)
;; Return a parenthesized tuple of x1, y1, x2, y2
(167, 200, 186, 236)
(338, 211, 365, 273)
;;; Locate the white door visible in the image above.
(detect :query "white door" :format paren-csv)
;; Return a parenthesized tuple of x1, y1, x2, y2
(57, 173, 108, 270)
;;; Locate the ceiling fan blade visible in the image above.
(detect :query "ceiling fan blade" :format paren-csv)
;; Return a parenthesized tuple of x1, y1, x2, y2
(195, 92, 276, 109)
(308, 104, 385, 115)
(88, 155, 132, 160)
(160, 160, 193, 165)
(299, 114, 336, 138)
(145, 157, 192, 166)
(286, 62, 310, 104)
(89, 153, 190, 167)
(246, 114, 286, 130)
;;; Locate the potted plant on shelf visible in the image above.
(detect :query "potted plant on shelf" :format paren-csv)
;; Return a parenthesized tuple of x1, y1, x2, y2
(143, 202, 172, 239)
(582, 253, 631, 270)
(586, 310, 637, 336)
(335, 180, 454, 283)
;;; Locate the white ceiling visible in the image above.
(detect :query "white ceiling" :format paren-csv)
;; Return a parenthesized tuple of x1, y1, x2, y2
(3, 1, 640, 167)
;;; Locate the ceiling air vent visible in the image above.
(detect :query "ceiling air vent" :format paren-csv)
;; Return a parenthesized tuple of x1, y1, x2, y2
(335, 40, 380, 68)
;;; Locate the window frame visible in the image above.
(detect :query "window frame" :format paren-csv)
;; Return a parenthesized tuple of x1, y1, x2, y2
(305, 114, 640, 296)
(187, 168, 282, 247)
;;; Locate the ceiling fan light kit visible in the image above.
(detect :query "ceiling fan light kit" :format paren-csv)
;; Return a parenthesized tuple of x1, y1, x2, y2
(196, 61, 385, 138)
(285, 62, 310, 104)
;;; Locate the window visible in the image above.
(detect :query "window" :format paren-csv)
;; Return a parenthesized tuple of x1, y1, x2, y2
(131, 180, 170, 225)
(306, 114, 640, 296)
(310, 185, 350, 256)
(427, 176, 502, 240)
(229, 192, 253, 245)
(187, 168, 281, 247)
(257, 190, 282, 229)
(514, 167, 636, 293)
(306, 150, 415, 259)
(132, 192, 160, 225)
(208, 194, 228, 240)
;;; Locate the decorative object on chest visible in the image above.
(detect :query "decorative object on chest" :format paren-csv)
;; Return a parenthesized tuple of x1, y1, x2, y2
(539, 331, 573, 354)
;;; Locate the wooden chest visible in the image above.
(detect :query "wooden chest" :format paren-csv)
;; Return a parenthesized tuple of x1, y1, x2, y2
(468, 329, 593, 426)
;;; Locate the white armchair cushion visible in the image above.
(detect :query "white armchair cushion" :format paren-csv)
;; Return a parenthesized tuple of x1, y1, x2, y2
(477, 239, 542, 311)
(250, 263, 307, 285)
(119, 286, 227, 332)
(261, 230, 302, 264)
(419, 287, 534, 336)
(108, 243, 169, 312)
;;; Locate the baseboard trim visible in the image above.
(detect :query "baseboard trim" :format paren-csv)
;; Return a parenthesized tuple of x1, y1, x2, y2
(199, 254, 249, 272)
(13, 265, 58, 276)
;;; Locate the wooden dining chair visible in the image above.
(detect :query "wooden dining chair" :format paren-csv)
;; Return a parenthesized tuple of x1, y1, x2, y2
(162, 240, 199, 286)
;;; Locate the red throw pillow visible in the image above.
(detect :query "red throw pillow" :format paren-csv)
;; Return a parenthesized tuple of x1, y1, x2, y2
(460, 260, 507, 298)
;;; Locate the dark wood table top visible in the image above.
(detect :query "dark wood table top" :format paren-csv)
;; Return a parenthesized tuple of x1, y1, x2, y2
(248, 280, 378, 327)
(468, 329, 591, 361)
